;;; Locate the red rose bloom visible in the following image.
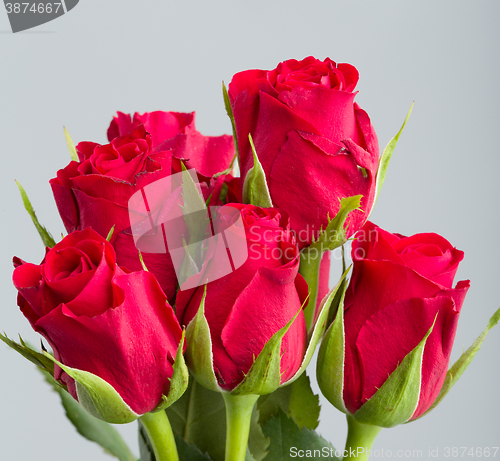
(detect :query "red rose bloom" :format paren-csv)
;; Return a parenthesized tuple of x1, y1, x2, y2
(342, 222, 470, 420)
(13, 228, 182, 416)
(50, 111, 235, 302)
(176, 204, 308, 391)
(228, 56, 379, 248)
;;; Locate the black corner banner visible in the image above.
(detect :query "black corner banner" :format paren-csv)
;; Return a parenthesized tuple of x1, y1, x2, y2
(4, 1, 79, 33)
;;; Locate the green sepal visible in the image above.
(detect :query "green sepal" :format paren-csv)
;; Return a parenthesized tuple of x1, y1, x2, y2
(16, 181, 56, 248)
(286, 267, 351, 391)
(0, 333, 67, 390)
(138, 250, 150, 272)
(327, 246, 348, 327)
(180, 162, 210, 247)
(43, 351, 139, 424)
(353, 315, 437, 428)
(106, 225, 115, 242)
(373, 103, 413, 206)
(304, 195, 362, 255)
(316, 272, 350, 414)
(242, 134, 273, 208)
(185, 287, 224, 393)
(64, 126, 79, 162)
(415, 306, 500, 420)
(231, 306, 302, 396)
(222, 81, 239, 161)
(152, 330, 189, 412)
(299, 197, 360, 331)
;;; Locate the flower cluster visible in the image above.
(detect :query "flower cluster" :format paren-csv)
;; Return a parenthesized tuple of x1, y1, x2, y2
(6, 57, 496, 461)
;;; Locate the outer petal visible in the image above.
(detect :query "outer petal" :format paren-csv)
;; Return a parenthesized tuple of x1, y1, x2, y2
(156, 131, 235, 177)
(278, 87, 365, 149)
(114, 231, 178, 303)
(50, 161, 81, 232)
(237, 90, 318, 181)
(412, 280, 470, 419)
(107, 112, 134, 141)
(343, 260, 444, 412)
(221, 268, 307, 388)
(356, 296, 453, 406)
(269, 130, 374, 248)
(133, 111, 195, 150)
(36, 271, 182, 415)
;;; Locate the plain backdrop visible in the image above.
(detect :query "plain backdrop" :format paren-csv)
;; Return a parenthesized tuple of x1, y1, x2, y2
(1, 1, 499, 460)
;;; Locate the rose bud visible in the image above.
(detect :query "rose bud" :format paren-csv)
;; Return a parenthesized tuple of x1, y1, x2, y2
(12, 228, 187, 423)
(50, 112, 234, 302)
(317, 222, 471, 428)
(175, 204, 314, 395)
(228, 56, 379, 250)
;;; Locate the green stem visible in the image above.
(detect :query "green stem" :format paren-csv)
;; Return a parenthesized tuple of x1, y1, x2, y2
(299, 249, 326, 333)
(222, 393, 259, 461)
(343, 415, 382, 460)
(139, 411, 179, 461)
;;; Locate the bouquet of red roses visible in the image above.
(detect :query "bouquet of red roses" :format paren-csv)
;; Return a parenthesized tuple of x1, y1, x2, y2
(3, 57, 499, 461)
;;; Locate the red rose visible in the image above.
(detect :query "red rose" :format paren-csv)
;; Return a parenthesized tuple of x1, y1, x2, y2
(176, 204, 308, 391)
(340, 222, 469, 420)
(228, 56, 379, 248)
(13, 228, 183, 416)
(50, 112, 235, 301)
(107, 111, 235, 176)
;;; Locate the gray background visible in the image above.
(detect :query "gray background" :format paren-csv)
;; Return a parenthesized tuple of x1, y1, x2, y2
(1, 1, 499, 460)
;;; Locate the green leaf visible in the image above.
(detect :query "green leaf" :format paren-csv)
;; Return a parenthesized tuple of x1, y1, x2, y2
(185, 287, 222, 393)
(416, 306, 500, 419)
(153, 331, 189, 412)
(175, 435, 214, 460)
(44, 352, 139, 424)
(353, 315, 437, 428)
(16, 181, 56, 248)
(232, 308, 301, 396)
(41, 369, 136, 461)
(262, 410, 339, 461)
(257, 372, 320, 430)
(242, 134, 273, 208)
(64, 126, 79, 162)
(316, 275, 350, 414)
(166, 377, 267, 461)
(222, 81, 239, 160)
(139, 421, 156, 461)
(373, 103, 414, 206)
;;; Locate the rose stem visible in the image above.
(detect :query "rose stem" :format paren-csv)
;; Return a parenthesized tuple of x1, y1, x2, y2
(343, 415, 382, 460)
(299, 249, 325, 333)
(139, 411, 180, 461)
(222, 393, 260, 461)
